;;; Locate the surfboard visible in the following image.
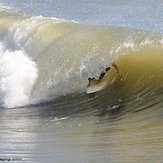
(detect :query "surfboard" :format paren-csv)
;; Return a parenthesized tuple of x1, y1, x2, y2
(87, 80, 107, 94)
(87, 72, 110, 94)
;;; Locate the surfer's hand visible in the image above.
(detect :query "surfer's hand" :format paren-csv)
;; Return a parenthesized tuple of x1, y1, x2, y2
(112, 62, 119, 74)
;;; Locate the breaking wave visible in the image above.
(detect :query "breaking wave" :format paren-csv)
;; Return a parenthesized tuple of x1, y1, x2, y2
(0, 8, 163, 108)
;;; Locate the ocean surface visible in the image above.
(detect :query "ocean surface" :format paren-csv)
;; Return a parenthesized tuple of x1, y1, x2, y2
(0, 0, 163, 162)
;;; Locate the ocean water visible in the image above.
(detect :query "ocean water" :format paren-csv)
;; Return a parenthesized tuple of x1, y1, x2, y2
(0, 0, 163, 162)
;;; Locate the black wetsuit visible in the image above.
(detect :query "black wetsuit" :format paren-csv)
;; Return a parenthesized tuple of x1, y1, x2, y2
(99, 67, 111, 80)
(99, 72, 105, 80)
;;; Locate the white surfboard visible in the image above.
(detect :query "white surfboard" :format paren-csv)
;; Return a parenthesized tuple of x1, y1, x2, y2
(87, 81, 107, 94)
(87, 72, 110, 94)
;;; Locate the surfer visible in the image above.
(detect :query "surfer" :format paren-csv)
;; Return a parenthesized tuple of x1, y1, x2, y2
(88, 62, 119, 86)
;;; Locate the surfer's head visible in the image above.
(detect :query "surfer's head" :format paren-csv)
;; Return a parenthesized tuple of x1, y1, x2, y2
(88, 78, 92, 81)
(88, 77, 95, 82)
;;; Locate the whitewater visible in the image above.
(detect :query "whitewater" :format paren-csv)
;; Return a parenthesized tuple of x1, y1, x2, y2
(0, 0, 163, 162)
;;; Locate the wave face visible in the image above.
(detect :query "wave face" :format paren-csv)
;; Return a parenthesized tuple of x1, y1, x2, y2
(0, 8, 163, 108)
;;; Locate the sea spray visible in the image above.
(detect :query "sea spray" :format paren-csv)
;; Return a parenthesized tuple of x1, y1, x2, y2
(0, 43, 38, 108)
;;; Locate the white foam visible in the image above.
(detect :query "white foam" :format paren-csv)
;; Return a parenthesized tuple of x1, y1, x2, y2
(0, 4, 13, 11)
(160, 38, 163, 44)
(0, 43, 38, 108)
(123, 41, 135, 48)
(140, 39, 153, 46)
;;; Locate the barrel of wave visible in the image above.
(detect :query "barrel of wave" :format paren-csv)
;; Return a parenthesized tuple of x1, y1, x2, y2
(106, 46, 163, 101)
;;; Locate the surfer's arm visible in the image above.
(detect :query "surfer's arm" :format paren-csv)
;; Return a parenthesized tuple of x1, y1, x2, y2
(99, 72, 105, 80)
(112, 62, 119, 74)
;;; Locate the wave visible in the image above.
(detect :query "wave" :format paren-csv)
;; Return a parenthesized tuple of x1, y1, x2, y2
(0, 8, 163, 108)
